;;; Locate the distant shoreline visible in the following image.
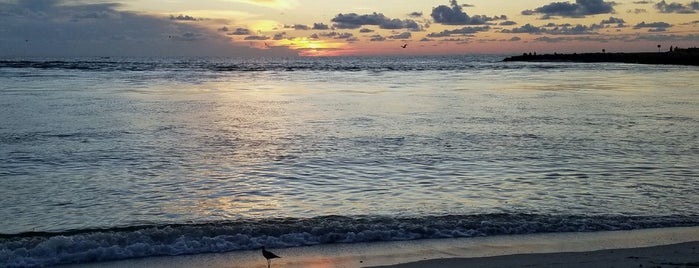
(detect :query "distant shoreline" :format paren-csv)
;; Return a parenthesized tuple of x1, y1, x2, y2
(504, 48, 699, 66)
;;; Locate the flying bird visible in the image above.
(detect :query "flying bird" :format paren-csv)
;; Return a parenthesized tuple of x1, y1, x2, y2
(401, 43, 408, 48)
(261, 246, 281, 268)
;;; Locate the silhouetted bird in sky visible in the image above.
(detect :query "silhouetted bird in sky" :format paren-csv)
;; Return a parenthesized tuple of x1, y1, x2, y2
(401, 44, 407, 48)
(261, 246, 280, 268)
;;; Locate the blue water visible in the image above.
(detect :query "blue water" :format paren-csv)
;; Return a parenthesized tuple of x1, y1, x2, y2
(1, 55, 698, 267)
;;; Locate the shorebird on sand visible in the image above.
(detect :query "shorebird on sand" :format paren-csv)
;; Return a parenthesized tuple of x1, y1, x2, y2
(261, 246, 281, 268)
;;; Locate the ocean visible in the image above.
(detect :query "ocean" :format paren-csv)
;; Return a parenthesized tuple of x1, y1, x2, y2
(1, 55, 698, 267)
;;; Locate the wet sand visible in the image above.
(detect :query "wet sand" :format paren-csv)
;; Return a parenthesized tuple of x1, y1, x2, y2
(63, 226, 699, 268)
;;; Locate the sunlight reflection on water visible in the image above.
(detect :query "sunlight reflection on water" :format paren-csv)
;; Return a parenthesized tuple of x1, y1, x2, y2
(1, 58, 698, 233)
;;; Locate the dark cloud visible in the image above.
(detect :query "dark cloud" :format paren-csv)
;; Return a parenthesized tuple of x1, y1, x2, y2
(502, 24, 545, 34)
(273, 32, 286, 40)
(509, 36, 522, 41)
(654, 0, 699, 13)
(601, 16, 625, 24)
(171, 32, 204, 41)
(359, 28, 374, 33)
(502, 23, 600, 35)
(331, 12, 421, 30)
(499, 21, 518, 26)
(535, 36, 566, 42)
(522, 0, 616, 18)
(634, 21, 672, 31)
(389, 32, 412, 39)
(0, 0, 288, 57)
(408, 11, 423, 17)
(369, 34, 386, 41)
(286, 24, 310, 30)
(431, 0, 502, 25)
(427, 26, 490, 37)
(170, 14, 200, 21)
(337, 32, 354, 39)
(229, 28, 252, 35)
(312, 23, 330, 30)
(218, 26, 229, 32)
(244, 35, 270, 40)
(313, 31, 354, 40)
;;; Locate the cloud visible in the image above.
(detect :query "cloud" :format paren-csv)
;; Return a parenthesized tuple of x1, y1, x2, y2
(169, 14, 200, 21)
(389, 32, 412, 39)
(0, 0, 291, 57)
(331, 12, 422, 31)
(502, 24, 545, 34)
(369, 35, 386, 41)
(654, 0, 699, 13)
(634, 21, 672, 30)
(502, 23, 600, 35)
(509, 36, 522, 41)
(229, 28, 252, 35)
(312, 23, 330, 30)
(286, 24, 310, 30)
(427, 26, 490, 37)
(173, 32, 204, 41)
(311, 31, 354, 40)
(359, 28, 374, 33)
(535, 36, 567, 42)
(244, 35, 270, 40)
(522, 0, 616, 18)
(408, 11, 423, 17)
(431, 0, 502, 25)
(600, 16, 625, 24)
(499, 21, 518, 26)
(273, 32, 286, 40)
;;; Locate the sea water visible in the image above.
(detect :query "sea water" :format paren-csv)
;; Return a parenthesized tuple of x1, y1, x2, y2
(1, 55, 698, 267)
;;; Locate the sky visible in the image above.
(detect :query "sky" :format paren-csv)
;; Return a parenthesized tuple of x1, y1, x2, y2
(1, 0, 698, 57)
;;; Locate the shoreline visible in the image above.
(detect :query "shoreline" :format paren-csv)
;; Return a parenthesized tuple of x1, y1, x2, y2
(503, 50, 699, 66)
(62, 226, 699, 268)
(371, 241, 699, 268)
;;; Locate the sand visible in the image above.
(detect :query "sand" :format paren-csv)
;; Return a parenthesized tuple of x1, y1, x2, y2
(64, 226, 699, 268)
(372, 241, 699, 268)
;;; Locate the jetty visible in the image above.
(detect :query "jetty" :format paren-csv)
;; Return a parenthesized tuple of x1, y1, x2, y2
(503, 47, 699, 66)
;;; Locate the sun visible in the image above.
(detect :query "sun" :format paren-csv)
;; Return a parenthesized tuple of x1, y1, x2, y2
(273, 37, 348, 56)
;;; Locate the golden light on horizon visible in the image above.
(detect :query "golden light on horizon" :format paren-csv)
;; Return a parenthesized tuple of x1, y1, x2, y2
(276, 37, 349, 56)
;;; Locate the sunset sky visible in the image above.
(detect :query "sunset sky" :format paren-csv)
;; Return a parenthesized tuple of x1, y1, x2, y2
(1, 0, 698, 57)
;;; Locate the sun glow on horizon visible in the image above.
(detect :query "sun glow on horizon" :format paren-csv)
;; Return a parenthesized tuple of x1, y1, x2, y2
(273, 37, 349, 56)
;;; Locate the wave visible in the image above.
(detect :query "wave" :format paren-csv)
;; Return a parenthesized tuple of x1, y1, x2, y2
(2, 213, 698, 267)
(0, 56, 557, 73)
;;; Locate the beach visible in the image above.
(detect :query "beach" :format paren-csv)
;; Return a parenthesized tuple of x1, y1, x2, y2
(61, 227, 699, 268)
(377, 240, 699, 268)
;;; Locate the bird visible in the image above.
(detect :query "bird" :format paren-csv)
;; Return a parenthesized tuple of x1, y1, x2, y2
(261, 246, 281, 268)
(401, 43, 408, 48)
